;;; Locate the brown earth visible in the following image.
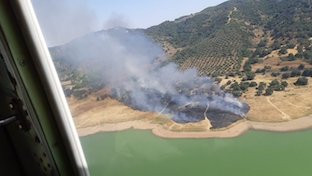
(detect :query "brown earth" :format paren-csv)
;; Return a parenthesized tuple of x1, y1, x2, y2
(253, 49, 312, 72)
(161, 41, 182, 58)
(221, 74, 312, 122)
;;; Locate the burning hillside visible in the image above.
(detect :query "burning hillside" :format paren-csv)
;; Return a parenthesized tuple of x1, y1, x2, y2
(110, 76, 249, 128)
(50, 27, 249, 129)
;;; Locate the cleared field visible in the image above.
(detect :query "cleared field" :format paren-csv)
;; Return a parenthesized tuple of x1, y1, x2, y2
(67, 95, 169, 129)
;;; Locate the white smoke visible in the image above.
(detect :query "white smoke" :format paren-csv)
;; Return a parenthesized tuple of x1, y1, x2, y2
(32, 0, 100, 46)
(103, 13, 131, 30)
(51, 28, 248, 123)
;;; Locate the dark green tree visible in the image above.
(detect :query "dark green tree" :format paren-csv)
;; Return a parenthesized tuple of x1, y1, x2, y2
(264, 88, 274, 96)
(302, 69, 312, 77)
(295, 77, 308, 86)
(282, 72, 290, 79)
(249, 81, 258, 87)
(245, 71, 255, 80)
(290, 69, 302, 77)
(280, 66, 289, 72)
(281, 81, 288, 88)
(279, 47, 288, 55)
(298, 64, 305, 70)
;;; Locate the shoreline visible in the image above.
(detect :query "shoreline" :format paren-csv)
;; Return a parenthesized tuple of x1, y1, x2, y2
(77, 115, 312, 138)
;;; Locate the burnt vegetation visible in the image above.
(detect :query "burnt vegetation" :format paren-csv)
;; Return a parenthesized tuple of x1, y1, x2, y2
(110, 78, 249, 129)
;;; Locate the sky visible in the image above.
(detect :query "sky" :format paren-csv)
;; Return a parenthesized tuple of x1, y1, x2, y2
(32, 0, 227, 46)
(89, 0, 227, 29)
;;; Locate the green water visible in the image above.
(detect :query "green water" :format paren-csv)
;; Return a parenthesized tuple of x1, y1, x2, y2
(81, 129, 312, 176)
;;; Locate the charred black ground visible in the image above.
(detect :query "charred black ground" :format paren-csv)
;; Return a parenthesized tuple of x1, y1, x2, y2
(111, 78, 249, 129)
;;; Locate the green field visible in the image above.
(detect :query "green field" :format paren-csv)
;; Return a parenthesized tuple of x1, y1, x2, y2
(81, 129, 312, 176)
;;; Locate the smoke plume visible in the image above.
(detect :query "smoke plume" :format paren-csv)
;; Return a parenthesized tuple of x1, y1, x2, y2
(32, 0, 100, 46)
(51, 28, 249, 126)
(103, 13, 131, 30)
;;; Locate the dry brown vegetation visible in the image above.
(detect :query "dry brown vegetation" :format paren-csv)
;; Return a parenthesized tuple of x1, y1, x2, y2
(162, 41, 182, 58)
(221, 74, 312, 122)
(68, 90, 213, 133)
(253, 49, 312, 72)
(67, 95, 168, 129)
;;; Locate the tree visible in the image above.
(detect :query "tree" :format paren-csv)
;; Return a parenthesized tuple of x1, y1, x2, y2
(245, 71, 255, 80)
(303, 50, 312, 60)
(296, 45, 304, 58)
(282, 72, 290, 79)
(256, 82, 267, 96)
(249, 58, 259, 64)
(249, 81, 258, 87)
(264, 66, 272, 70)
(281, 81, 288, 88)
(212, 73, 219, 77)
(298, 64, 305, 70)
(258, 40, 267, 47)
(287, 54, 296, 61)
(241, 48, 252, 57)
(264, 88, 274, 96)
(272, 41, 281, 50)
(258, 82, 267, 90)
(240, 82, 250, 92)
(296, 52, 304, 59)
(295, 77, 308, 86)
(232, 90, 243, 97)
(290, 69, 301, 77)
(286, 42, 296, 49)
(244, 63, 252, 72)
(302, 69, 312, 77)
(64, 89, 72, 97)
(297, 45, 304, 53)
(280, 66, 289, 72)
(279, 47, 288, 55)
(256, 89, 263, 96)
(72, 89, 88, 100)
(269, 79, 284, 91)
(226, 80, 232, 85)
(230, 82, 241, 91)
(271, 72, 281, 77)
(228, 72, 236, 77)
(274, 85, 285, 91)
(256, 68, 265, 73)
(269, 79, 279, 86)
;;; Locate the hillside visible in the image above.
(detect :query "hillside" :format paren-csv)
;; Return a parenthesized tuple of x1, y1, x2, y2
(51, 0, 312, 85)
(49, 0, 312, 131)
(146, 0, 312, 76)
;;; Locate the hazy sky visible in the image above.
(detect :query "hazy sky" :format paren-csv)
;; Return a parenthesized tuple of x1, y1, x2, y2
(32, 0, 227, 46)
(89, 0, 228, 28)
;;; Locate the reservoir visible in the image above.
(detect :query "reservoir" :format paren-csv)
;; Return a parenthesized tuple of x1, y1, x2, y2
(81, 129, 312, 176)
